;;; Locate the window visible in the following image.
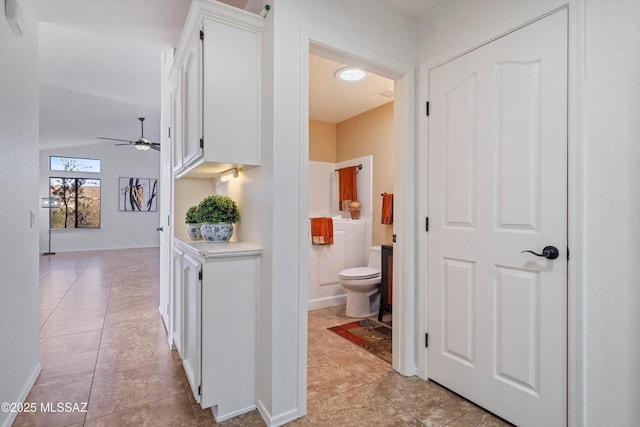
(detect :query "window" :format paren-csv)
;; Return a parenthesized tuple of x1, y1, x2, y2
(50, 156, 101, 173)
(49, 177, 101, 228)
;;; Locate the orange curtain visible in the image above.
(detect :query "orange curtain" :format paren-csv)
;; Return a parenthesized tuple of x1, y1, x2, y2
(381, 193, 393, 224)
(338, 166, 358, 208)
(310, 217, 334, 245)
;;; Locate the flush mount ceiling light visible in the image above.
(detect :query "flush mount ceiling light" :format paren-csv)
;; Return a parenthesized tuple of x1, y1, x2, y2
(335, 67, 366, 82)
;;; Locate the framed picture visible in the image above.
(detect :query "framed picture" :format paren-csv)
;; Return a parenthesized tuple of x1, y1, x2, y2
(119, 177, 158, 212)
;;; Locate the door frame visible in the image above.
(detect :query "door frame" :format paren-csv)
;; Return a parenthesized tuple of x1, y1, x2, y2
(417, 3, 585, 426)
(297, 27, 418, 416)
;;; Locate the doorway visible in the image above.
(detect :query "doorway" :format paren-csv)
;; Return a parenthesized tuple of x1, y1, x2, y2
(425, 9, 568, 426)
(299, 40, 417, 408)
(295, 25, 418, 416)
(306, 46, 396, 363)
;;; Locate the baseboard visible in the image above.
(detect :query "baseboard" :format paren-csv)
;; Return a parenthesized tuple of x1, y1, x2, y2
(0, 362, 41, 427)
(39, 244, 160, 254)
(307, 294, 346, 311)
(256, 400, 272, 425)
(214, 404, 257, 422)
(256, 400, 300, 427)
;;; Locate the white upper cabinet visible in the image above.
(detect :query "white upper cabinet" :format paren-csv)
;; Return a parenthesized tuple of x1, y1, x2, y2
(171, 76, 184, 173)
(170, 0, 263, 178)
(182, 29, 203, 170)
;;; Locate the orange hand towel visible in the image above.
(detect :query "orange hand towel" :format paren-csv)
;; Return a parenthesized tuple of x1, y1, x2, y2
(310, 217, 334, 245)
(381, 193, 393, 224)
(338, 166, 358, 209)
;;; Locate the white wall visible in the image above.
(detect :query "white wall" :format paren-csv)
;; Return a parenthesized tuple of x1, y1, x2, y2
(583, 1, 640, 425)
(39, 144, 161, 252)
(173, 177, 215, 238)
(308, 161, 336, 216)
(254, 1, 417, 424)
(418, 0, 640, 425)
(0, 2, 41, 426)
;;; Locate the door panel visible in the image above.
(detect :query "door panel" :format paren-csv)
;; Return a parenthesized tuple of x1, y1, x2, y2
(428, 9, 567, 427)
(444, 73, 476, 229)
(182, 29, 203, 168)
(182, 252, 201, 403)
(442, 258, 475, 365)
(494, 265, 539, 393)
(495, 61, 541, 230)
(171, 247, 184, 356)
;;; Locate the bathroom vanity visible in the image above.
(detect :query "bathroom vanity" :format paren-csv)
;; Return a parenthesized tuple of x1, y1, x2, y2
(172, 238, 261, 421)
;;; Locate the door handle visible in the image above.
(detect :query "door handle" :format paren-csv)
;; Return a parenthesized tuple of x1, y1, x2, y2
(521, 246, 559, 260)
(156, 226, 164, 232)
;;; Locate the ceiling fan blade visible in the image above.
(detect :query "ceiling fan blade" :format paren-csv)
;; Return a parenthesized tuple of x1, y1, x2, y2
(99, 118, 156, 150)
(97, 136, 133, 143)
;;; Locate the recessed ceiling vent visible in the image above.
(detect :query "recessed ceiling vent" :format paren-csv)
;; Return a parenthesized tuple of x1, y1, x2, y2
(376, 87, 395, 98)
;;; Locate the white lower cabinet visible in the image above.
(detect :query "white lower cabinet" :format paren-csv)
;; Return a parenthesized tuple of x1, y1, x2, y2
(181, 251, 201, 401)
(171, 246, 185, 356)
(172, 239, 261, 421)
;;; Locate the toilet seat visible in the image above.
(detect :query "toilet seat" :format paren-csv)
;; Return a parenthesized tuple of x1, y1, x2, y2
(338, 267, 380, 280)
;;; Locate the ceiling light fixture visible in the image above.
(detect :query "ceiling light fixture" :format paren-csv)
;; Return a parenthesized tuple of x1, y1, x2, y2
(134, 142, 151, 151)
(335, 67, 366, 82)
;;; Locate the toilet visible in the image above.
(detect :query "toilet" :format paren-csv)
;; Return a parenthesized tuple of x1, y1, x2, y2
(339, 246, 381, 318)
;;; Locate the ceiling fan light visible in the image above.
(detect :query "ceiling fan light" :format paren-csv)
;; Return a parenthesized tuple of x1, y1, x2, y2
(135, 143, 151, 151)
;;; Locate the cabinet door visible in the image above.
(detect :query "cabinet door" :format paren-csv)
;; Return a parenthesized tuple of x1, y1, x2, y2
(182, 29, 203, 168)
(202, 18, 260, 165)
(182, 252, 202, 402)
(172, 78, 184, 173)
(171, 247, 184, 355)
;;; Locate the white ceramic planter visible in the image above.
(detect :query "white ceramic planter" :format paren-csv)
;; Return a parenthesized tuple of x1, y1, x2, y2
(200, 223, 233, 242)
(186, 223, 203, 240)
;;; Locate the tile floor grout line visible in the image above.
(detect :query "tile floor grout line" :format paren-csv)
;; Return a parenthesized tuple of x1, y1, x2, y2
(83, 250, 117, 426)
(363, 382, 426, 426)
(38, 255, 95, 329)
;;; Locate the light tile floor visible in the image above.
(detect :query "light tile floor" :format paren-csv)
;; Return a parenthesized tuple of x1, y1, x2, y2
(13, 248, 510, 426)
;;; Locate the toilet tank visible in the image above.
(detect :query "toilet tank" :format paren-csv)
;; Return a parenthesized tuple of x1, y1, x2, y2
(367, 246, 382, 270)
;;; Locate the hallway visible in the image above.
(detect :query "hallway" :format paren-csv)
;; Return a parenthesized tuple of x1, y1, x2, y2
(14, 248, 509, 426)
(15, 248, 228, 426)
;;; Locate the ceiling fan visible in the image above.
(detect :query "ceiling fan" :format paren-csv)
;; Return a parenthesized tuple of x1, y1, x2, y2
(97, 117, 160, 151)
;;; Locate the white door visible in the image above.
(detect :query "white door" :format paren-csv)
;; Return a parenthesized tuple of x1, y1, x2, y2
(159, 52, 173, 335)
(427, 9, 567, 427)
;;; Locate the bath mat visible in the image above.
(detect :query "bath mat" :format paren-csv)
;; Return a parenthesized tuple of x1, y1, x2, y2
(328, 319, 392, 364)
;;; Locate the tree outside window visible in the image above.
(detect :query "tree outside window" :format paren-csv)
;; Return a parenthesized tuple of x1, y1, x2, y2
(49, 158, 101, 229)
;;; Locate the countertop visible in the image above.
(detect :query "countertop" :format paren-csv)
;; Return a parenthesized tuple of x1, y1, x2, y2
(174, 238, 262, 259)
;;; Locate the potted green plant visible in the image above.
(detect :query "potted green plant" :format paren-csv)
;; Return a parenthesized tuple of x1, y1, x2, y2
(185, 205, 202, 240)
(196, 195, 239, 242)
